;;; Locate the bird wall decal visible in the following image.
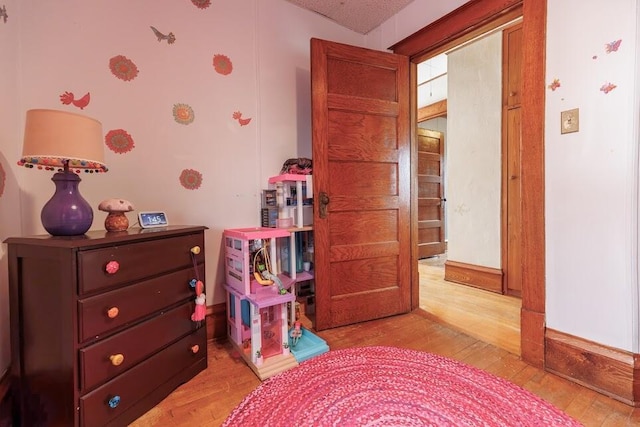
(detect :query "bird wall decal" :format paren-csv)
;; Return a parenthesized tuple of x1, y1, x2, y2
(233, 111, 252, 126)
(150, 26, 176, 44)
(59, 91, 90, 110)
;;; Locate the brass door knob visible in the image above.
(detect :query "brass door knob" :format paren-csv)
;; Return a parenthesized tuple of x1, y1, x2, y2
(107, 307, 119, 319)
(319, 192, 330, 219)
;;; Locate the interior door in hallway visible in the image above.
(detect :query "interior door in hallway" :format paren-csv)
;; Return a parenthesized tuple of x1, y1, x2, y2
(311, 38, 411, 330)
(417, 128, 445, 258)
(502, 23, 523, 296)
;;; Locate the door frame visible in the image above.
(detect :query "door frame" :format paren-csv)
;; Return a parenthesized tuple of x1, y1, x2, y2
(391, 0, 546, 367)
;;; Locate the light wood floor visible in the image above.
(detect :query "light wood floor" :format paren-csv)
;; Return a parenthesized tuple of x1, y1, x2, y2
(132, 267, 640, 427)
(418, 255, 521, 355)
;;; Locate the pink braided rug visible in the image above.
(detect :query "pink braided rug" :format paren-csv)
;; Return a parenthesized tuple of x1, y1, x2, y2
(223, 346, 583, 426)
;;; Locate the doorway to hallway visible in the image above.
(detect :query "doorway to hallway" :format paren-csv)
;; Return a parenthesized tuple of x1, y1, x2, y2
(418, 255, 521, 355)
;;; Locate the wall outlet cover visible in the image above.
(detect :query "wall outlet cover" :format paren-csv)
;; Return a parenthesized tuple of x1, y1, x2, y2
(561, 108, 579, 134)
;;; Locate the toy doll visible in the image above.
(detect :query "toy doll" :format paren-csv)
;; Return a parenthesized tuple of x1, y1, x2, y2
(191, 293, 206, 325)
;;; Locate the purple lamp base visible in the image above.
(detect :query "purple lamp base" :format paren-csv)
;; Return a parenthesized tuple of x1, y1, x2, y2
(41, 171, 94, 236)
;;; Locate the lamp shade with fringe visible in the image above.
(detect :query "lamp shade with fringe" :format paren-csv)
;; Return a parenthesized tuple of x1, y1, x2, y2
(19, 109, 108, 236)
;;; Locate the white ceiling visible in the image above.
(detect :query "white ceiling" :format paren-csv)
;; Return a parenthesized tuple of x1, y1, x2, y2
(285, 0, 414, 34)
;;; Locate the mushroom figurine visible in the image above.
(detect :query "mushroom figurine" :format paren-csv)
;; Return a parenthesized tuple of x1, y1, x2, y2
(98, 198, 135, 232)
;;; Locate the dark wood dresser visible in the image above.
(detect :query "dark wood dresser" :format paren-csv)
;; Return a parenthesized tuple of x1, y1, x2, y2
(6, 225, 208, 426)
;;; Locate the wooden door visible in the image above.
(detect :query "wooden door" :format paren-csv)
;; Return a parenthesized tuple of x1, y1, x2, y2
(311, 38, 411, 330)
(502, 23, 523, 296)
(417, 128, 445, 258)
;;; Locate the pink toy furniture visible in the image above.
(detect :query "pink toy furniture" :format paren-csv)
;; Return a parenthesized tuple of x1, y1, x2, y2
(223, 227, 298, 380)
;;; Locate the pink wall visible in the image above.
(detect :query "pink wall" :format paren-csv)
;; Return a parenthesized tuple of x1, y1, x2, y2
(0, 0, 369, 376)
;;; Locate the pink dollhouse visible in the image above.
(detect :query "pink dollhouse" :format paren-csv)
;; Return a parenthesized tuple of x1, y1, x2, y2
(223, 227, 298, 380)
(223, 173, 328, 380)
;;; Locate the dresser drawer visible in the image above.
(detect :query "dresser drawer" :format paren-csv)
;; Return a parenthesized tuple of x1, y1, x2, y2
(79, 301, 198, 392)
(80, 326, 207, 427)
(78, 264, 204, 342)
(78, 232, 204, 295)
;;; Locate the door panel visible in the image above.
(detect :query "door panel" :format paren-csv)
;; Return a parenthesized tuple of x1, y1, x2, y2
(418, 201, 439, 221)
(328, 162, 398, 195)
(327, 59, 398, 100)
(328, 112, 398, 154)
(416, 128, 445, 259)
(311, 38, 411, 330)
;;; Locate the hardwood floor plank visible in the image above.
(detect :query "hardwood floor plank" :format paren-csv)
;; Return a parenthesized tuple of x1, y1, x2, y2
(537, 374, 589, 412)
(628, 408, 640, 426)
(482, 352, 529, 380)
(509, 363, 542, 387)
(563, 389, 601, 426)
(578, 397, 622, 427)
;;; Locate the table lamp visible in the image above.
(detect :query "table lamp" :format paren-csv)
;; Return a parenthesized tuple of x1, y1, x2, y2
(18, 109, 108, 236)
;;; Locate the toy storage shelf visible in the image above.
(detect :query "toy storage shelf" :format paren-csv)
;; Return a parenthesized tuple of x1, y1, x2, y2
(268, 174, 313, 229)
(266, 174, 315, 324)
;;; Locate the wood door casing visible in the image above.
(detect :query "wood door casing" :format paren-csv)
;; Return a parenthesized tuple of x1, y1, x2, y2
(417, 128, 445, 258)
(391, 0, 546, 367)
(311, 38, 411, 331)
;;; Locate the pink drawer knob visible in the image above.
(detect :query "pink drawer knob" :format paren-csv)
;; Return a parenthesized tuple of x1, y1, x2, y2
(190, 246, 201, 255)
(107, 307, 119, 319)
(105, 261, 120, 274)
(190, 345, 200, 354)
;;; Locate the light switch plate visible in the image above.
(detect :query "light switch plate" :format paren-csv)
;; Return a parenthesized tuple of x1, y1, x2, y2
(561, 108, 579, 134)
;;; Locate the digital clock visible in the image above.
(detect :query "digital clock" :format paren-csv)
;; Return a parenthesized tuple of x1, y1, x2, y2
(138, 211, 169, 229)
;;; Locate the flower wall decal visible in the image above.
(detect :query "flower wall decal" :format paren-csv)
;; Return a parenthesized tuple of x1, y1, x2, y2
(173, 103, 195, 125)
(213, 54, 233, 75)
(180, 169, 203, 190)
(105, 129, 135, 154)
(191, 0, 211, 9)
(109, 55, 139, 81)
